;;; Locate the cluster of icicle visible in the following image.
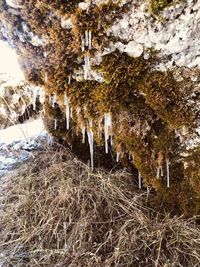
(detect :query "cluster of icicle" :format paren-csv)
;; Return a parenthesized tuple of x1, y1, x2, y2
(49, 96, 171, 190)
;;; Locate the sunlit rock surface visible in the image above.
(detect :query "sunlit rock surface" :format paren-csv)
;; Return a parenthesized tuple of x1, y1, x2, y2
(0, 0, 200, 215)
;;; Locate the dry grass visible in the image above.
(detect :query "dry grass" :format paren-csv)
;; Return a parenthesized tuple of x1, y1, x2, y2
(1, 147, 200, 267)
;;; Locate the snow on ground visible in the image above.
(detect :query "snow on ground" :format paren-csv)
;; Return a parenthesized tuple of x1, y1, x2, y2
(0, 118, 47, 177)
(0, 117, 45, 144)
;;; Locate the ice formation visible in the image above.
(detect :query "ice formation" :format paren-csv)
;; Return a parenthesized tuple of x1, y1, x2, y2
(87, 120, 94, 170)
(85, 30, 89, 47)
(138, 171, 142, 189)
(83, 55, 91, 80)
(47, 134, 54, 146)
(166, 158, 170, 188)
(68, 75, 71, 85)
(104, 113, 112, 154)
(32, 89, 38, 111)
(88, 30, 92, 50)
(52, 93, 57, 108)
(81, 36, 85, 52)
(54, 119, 57, 130)
(64, 93, 70, 130)
(116, 152, 120, 163)
(156, 166, 164, 179)
(82, 126, 86, 144)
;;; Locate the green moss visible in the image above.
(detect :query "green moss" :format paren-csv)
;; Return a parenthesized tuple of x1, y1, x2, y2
(148, 0, 182, 15)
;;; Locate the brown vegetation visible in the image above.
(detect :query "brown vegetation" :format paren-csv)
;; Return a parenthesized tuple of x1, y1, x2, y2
(1, 146, 200, 266)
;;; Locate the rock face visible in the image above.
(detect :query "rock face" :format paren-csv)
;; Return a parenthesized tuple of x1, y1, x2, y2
(0, 0, 200, 215)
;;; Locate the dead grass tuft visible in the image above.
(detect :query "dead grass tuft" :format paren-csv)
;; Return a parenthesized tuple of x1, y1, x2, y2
(1, 147, 200, 266)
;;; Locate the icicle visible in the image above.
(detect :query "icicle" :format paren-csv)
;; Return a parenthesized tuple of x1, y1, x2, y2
(104, 113, 112, 154)
(85, 30, 89, 47)
(116, 152, 120, 163)
(82, 126, 86, 144)
(166, 158, 170, 188)
(54, 119, 57, 130)
(81, 36, 85, 52)
(110, 135, 113, 147)
(68, 75, 71, 85)
(156, 166, 164, 179)
(66, 103, 70, 130)
(64, 93, 70, 129)
(47, 135, 54, 146)
(83, 55, 90, 80)
(88, 30, 92, 50)
(138, 171, 142, 189)
(160, 166, 164, 177)
(32, 89, 38, 111)
(87, 120, 94, 170)
(39, 89, 45, 104)
(156, 166, 160, 179)
(52, 93, 57, 107)
(147, 186, 151, 194)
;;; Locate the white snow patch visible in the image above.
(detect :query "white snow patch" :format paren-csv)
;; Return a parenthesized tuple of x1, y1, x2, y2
(0, 118, 45, 144)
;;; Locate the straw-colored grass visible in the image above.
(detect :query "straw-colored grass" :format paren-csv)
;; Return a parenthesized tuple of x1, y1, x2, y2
(1, 147, 200, 267)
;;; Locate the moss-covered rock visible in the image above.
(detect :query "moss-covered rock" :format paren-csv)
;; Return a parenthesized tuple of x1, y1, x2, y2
(0, 0, 200, 216)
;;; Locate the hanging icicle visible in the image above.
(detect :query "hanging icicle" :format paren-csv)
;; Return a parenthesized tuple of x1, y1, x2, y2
(39, 89, 45, 104)
(32, 89, 38, 111)
(66, 102, 70, 130)
(52, 93, 57, 107)
(83, 55, 90, 80)
(138, 171, 142, 189)
(64, 92, 70, 129)
(68, 75, 71, 85)
(166, 158, 170, 188)
(156, 165, 164, 179)
(116, 152, 120, 163)
(156, 166, 160, 179)
(160, 166, 164, 177)
(104, 113, 112, 154)
(85, 30, 89, 47)
(82, 126, 86, 144)
(54, 119, 57, 130)
(81, 36, 85, 52)
(87, 119, 94, 170)
(88, 30, 92, 50)
(47, 135, 54, 146)
(147, 186, 151, 195)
